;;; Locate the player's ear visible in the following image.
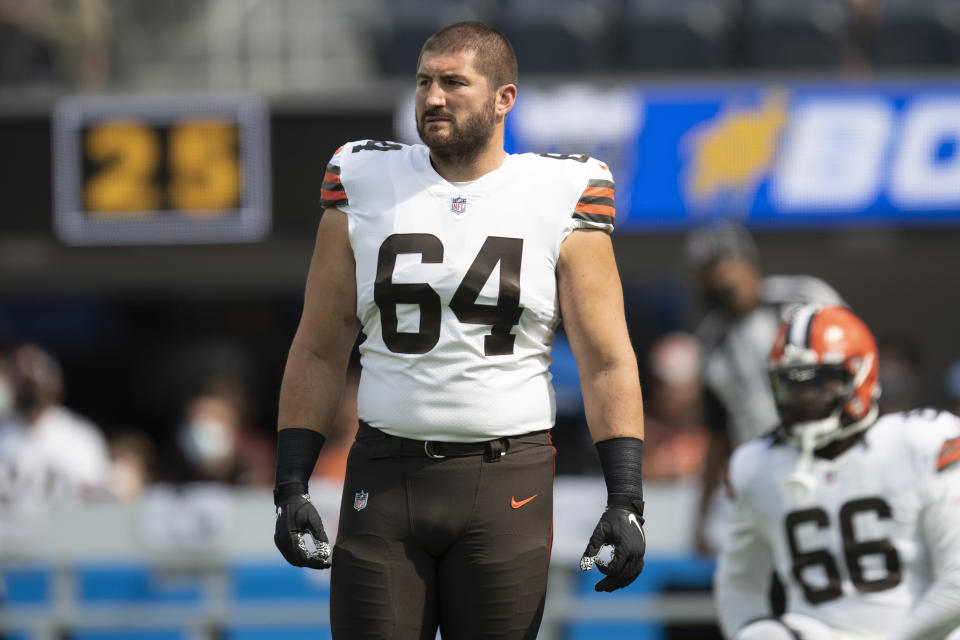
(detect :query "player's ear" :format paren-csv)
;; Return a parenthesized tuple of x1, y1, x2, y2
(495, 84, 517, 118)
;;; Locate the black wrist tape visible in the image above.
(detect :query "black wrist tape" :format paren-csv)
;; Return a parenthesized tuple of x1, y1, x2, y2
(595, 436, 644, 509)
(274, 428, 325, 504)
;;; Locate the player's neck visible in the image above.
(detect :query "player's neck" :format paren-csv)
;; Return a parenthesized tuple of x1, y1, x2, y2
(815, 429, 868, 460)
(429, 134, 507, 183)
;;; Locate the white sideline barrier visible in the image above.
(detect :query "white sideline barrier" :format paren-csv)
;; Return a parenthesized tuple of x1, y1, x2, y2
(0, 478, 717, 639)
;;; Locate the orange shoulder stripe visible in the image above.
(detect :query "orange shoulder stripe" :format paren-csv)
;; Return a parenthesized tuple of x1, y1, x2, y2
(581, 185, 615, 200)
(937, 436, 960, 471)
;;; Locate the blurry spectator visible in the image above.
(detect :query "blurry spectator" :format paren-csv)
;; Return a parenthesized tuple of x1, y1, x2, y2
(686, 221, 844, 553)
(944, 360, 960, 417)
(641, 332, 708, 482)
(173, 379, 273, 485)
(0, 343, 111, 503)
(108, 430, 155, 501)
(0, 0, 110, 87)
(312, 365, 361, 481)
(877, 336, 922, 415)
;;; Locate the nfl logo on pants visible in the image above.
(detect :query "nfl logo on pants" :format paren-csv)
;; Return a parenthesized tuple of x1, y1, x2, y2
(354, 490, 368, 511)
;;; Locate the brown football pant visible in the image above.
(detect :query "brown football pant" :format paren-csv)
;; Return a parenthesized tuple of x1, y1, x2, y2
(330, 422, 555, 640)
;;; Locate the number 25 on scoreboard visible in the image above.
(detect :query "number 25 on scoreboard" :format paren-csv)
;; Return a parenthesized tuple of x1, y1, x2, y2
(53, 93, 271, 245)
(83, 119, 241, 216)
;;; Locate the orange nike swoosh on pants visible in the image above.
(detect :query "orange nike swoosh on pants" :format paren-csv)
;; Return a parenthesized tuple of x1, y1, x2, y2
(511, 494, 538, 509)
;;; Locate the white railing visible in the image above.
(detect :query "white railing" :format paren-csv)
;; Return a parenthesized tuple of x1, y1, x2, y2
(0, 479, 718, 639)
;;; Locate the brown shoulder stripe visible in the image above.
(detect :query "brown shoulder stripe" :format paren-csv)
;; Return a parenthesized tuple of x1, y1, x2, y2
(578, 195, 615, 207)
(585, 178, 614, 189)
(936, 436, 960, 472)
(320, 163, 348, 206)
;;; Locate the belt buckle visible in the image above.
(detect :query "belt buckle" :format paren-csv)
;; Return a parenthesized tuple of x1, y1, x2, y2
(424, 441, 445, 459)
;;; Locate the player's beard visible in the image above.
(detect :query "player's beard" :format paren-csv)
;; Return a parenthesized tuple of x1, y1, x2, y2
(416, 97, 497, 165)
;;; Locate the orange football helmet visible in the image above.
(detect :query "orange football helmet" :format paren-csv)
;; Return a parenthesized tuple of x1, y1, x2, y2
(769, 304, 880, 451)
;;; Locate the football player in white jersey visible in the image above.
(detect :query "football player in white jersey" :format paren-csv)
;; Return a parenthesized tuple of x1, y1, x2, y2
(687, 221, 845, 555)
(714, 304, 960, 640)
(271, 22, 647, 639)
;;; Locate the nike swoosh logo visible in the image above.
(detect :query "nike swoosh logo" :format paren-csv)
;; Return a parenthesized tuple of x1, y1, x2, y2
(511, 494, 538, 509)
(628, 513, 642, 533)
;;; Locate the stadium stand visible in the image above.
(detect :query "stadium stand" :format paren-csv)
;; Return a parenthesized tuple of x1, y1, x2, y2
(873, 0, 960, 67)
(371, 0, 490, 76)
(499, 0, 617, 73)
(620, 0, 741, 70)
(743, 0, 856, 68)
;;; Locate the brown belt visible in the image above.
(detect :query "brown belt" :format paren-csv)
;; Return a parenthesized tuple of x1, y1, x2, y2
(356, 421, 550, 462)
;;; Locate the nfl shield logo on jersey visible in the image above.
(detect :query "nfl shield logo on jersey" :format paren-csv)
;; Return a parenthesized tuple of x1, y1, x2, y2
(353, 490, 369, 511)
(450, 196, 467, 214)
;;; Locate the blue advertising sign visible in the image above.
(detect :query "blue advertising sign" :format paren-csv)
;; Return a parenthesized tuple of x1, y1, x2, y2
(395, 81, 960, 230)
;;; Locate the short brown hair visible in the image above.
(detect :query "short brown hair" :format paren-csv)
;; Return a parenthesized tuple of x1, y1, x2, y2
(419, 21, 518, 89)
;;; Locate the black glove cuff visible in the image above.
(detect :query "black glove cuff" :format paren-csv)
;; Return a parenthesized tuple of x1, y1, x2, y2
(607, 493, 645, 517)
(274, 428, 326, 505)
(596, 436, 644, 505)
(274, 481, 309, 504)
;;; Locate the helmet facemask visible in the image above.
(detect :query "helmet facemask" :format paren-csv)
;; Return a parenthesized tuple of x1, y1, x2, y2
(771, 363, 853, 445)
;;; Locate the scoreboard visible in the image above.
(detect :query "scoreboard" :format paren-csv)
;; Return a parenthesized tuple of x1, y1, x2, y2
(52, 94, 271, 245)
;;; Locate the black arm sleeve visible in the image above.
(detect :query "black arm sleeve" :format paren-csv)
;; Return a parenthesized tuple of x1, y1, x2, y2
(595, 437, 644, 513)
(273, 428, 325, 504)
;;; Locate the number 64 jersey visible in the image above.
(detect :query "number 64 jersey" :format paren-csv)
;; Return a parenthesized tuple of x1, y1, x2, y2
(714, 409, 960, 640)
(320, 140, 616, 443)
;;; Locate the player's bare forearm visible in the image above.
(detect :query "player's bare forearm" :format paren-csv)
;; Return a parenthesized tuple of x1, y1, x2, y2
(558, 229, 644, 443)
(278, 208, 360, 436)
(278, 340, 352, 436)
(579, 360, 645, 443)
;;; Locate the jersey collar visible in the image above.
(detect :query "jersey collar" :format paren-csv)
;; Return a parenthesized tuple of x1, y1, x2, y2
(412, 144, 515, 196)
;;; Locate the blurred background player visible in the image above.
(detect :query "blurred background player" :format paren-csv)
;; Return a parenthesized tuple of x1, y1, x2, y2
(714, 304, 960, 640)
(687, 220, 844, 553)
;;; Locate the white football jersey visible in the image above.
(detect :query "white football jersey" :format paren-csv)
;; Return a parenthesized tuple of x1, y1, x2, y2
(715, 410, 960, 639)
(320, 141, 615, 442)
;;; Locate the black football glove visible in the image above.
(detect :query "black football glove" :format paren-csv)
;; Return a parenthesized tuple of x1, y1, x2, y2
(274, 483, 332, 569)
(580, 500, 646, 592)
